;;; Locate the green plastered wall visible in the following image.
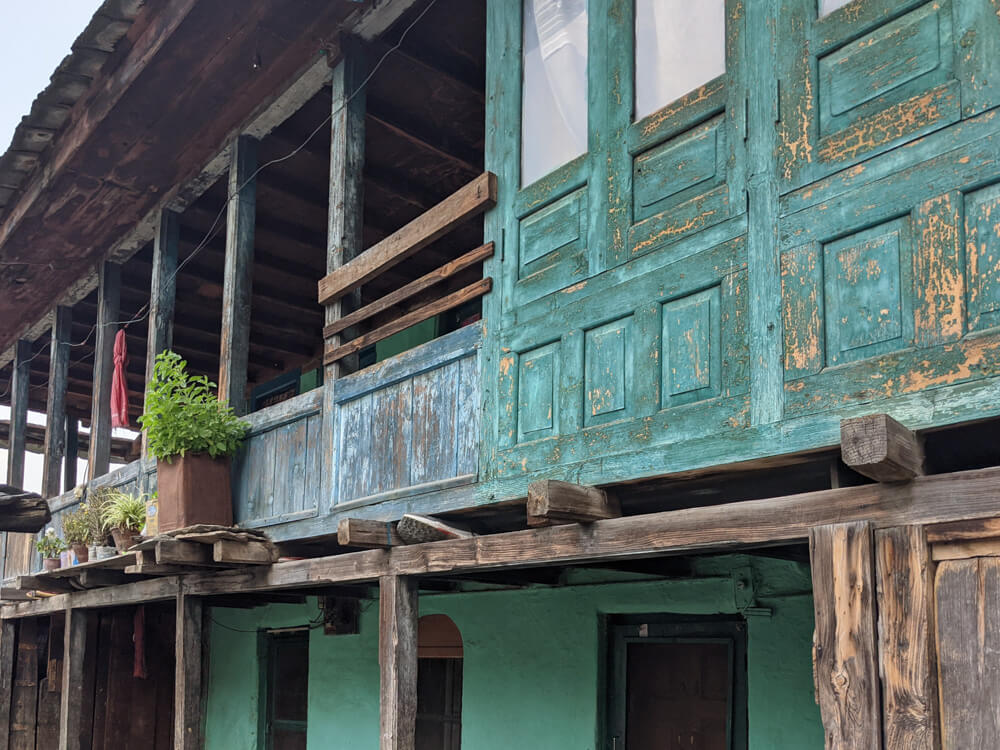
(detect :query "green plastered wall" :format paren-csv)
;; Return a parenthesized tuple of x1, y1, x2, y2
(203, 555, 823, 749)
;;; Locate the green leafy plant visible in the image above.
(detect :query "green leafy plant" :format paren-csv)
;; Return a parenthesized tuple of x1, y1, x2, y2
(36, 529, 67, 559)
(62, 506, 92, 546)
(86, 490, 113, 544)
(139, 351, 249, 461)
(100, 491, 147, 533)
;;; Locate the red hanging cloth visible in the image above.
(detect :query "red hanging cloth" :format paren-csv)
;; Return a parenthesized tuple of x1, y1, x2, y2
(111, 328, 130, 428)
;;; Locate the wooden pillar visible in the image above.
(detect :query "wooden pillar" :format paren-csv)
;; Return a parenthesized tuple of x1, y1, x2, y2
(6, 339, 31, 488)
(63, 417, 78, 491)
(9, 618, 37, 750)
(42, 307, 72, 498)
(88, 261, 121, 480)
(146, 209, 180, 388)
(379, 575, 417, 750)
(0, 620, 15, 750)
(174, 588, 203, 750)
(58, 608, 87, 750)
(219, 135, 257, 416)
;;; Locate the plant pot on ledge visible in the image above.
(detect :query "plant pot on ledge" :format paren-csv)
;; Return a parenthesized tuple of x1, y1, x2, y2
(42, 557, 60, 572)
(157, 453, 234, 533)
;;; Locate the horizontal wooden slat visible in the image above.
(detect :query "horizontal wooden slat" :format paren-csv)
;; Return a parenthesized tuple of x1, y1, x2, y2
(323, 278, 492, 365)
(317, 172, 497, 304)
(323, 242, 494, 339)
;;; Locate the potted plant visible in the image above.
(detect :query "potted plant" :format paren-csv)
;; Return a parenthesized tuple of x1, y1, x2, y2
(139, 351, 248, 532)
(62, 506, 92, 563)
(36, 529, 67, 571)
(100, 491, 147, 551)
(86, 488, 118, 558)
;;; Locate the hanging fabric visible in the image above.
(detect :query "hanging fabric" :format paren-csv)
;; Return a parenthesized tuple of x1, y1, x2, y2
(111, 328, 130, 428)
(133, 604, 148, 679)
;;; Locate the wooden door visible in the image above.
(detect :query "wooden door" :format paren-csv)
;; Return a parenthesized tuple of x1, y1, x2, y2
(261, 631, 309, 750)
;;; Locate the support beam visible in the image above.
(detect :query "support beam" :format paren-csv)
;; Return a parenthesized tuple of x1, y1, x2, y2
(63, 416, 78, 491)
(145, 209, 180, 393)
(6, 340, 30, 488)
(88, 261, 121, 479)
(338, 519, 403, 549)
(58, 608, 88, 750)
(840, 414, 924, 482)
(174, 587, 203, 750)
(526, 479, 621, 527)
(0, 620, 14, 750)
(0, 488, 50, 533)
(219, 135, 257, 416)
(379, 575, 417, 750)
(42, 307, 72, 498)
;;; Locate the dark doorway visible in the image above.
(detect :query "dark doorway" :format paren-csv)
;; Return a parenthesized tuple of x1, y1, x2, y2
(261, 631, 309, 750)
(608, 618, 747, 750)
(416, 614, 463, 749)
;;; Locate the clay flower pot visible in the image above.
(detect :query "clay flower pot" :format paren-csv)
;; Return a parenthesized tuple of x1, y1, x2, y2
(157, 453, 233, 533)
(71, 543, 89, 564)
(43, 557, 60, 572)
(111, 528, 140, 552)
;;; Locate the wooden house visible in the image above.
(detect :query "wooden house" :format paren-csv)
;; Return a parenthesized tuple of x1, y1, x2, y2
(1, 0, 999, 746)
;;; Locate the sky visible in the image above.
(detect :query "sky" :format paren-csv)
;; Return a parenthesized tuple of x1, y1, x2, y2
(0, 1, 110, 493)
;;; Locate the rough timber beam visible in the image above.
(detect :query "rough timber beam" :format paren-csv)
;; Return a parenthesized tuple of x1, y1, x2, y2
(840, 413, 924, 482)
(526, 480, 621, 527)
(58, 608, 89, 750)
(379, 575, 417, 750)
(42, 307, 72, 498)
(339, 518, 403, 549)
(175, 586, 203, 750)
(87, 261, 120, 479)
(5, 340, 30, 488)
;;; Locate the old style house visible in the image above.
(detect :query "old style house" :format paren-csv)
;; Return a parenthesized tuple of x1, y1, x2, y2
(1, 0, 999, 747)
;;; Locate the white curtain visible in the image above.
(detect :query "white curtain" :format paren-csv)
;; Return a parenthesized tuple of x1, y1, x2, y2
(635, 0, 726, 121)
(522, 0, 588, 186)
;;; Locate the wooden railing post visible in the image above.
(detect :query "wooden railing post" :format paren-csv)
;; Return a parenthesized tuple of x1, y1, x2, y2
(145, 210, 180, 396)
(6, 339, 31, 488)
(42, 307, 72, 498)
(379, 575, 418, 750)
(175, 586, 203, 750)
(88, 261, 121, 480)
(0, 620, 15, 750)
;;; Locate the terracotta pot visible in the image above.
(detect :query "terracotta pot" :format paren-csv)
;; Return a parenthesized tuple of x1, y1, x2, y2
(71, 543, 89, 564)
(157, 453, 233, 533)
(43, 557, 60, 572)
(111, 528, 139, 552)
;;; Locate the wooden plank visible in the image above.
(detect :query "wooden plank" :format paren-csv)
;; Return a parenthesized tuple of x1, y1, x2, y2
(0, 620, 15, 750)
(0, 490, 50, 534)
(10, 618, 38, 750)
(931, 539, 1000, 561)
(211, 539, 274, 565)
(840, 414, 924, 482)
(926, 516, 1000, 543)
(379, 575, 417, 750)
(809, 522, 882, 750)
(324, 279, 492, 365)
(174, 588, 203, 750)
(88, 261, 121, 479)
(369, 381, 412, 497)
(875, 526, 939, 750)
(58, 609, 88, 750)
(526, 480, 622, 527)
(42, 307, 72, 499)
(6, 341, 31, 489)
(218, 135, 257, 416)
(322, 243, 494, 338)
(338, 519, 403, 549)
(15, 577, 78, 595)
(145, 209, 180, 413)
(410, 361, 459, 486)
(63, 418, 77, 493)
(318, 172, 497, 305)
(154, 539, 215, 567)
(75, 571, 129, 589)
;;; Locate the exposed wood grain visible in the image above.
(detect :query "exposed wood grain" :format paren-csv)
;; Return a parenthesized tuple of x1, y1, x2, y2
(154, 540, 217, 568)
(63, 418, 77, 493)
(379, 575, 417, 750)
(16, 576, 78, 595)
(211, 539, 274, 565)
(840, 414, 924, 482)
(88, 262, 121, 479)
(875, 526, 939, 750)
(318, 172, 497, 304)
(174, 587, 202, 750)
(926, 517, 1000, 543)
(810, 522, 882, 750)
(58, 608, 88, 750)
(0, 490, 50, 534)
(931, 539, 1000, 561)
(145, 209, 180, 424)
(0, 620, 15, 750)
(10, 618, 38, 750)
(526, 480, 621, 527)
(338, 519, 403, 549)
(6, 341, 30, 490)
(42, 308, 72, 499)
(324, 279, 492, 365)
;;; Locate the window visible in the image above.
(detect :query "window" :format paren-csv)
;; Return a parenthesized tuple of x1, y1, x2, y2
(416, 614, 464, 750)
(261, 632, 309, 750)
(819, 0, 855, 16)
(521, 0, 589, 185)
(635, 0, 726, 121)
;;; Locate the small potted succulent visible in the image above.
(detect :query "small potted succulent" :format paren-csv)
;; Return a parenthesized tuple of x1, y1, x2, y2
(62, 506, 92, 563)
(139, 351, 248, 532)
(36, 529, 67, 571)
(100, 490, 147, 552)
(86, 488, 118, 558)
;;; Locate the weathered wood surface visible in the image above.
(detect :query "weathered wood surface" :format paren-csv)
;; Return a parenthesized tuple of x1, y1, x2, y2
(810, 522, 882, 750)
(936, 557, 1000, 748)
(0, 620, 15, 750)
(175, 588, 203, 750)
(875, 526, 939, 750)
(88, 261, 121, 480)
(526, 480, 621, 527)
(58, 609, 88, 750)
(10, 618, 38, 750)
(6, 341, 30, 490)
(932, 538, 1000, 561)
(338, 519, 403, 549)
(145, 208, 179, 418)
(0, 488, 50, 533)
(318, 171, 496, 304)
(63, 418, 78, 493)
(926, 516, 1000, 543)
(42, 307, 72, 499)
(379, 575, 417, 750)
(841, 414, 924, 482)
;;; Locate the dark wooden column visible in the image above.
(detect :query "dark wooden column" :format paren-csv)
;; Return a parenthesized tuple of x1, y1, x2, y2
(379, 575, 417, 750)
(6, 339, 31, 488)
(42, 307, 72, 498)
(63, 416, 78, 491)
(146, 209, 180, 387)
(88, 261, 121, 479)
(175, 588, 203, 750)
(0, 620, 15, 750)
(58, 608, 87, 750)
(219, 135, 257, 416)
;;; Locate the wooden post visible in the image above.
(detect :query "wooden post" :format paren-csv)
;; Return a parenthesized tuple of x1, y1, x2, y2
(379, 575, 417, 750)
(219, 135, 257, 416)
(10, 618, 38, 750)
(146, 210, 180, 391)
(63, 417, 78, 491)
(6, 340, 31, 489)
(810, 522, 882, 750)
(42, 307, 72, 498)
(175, 588, 203, 750)
(526, 480, 621, 526)
(338, 519, 402, 548)
(58, 608, 87, 750)
(840, 414, 924, 482)
(0, 620, 15, 750)
(88, 261, 121, 480)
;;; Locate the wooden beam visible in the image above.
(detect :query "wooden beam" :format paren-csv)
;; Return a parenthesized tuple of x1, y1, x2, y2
(875, 526, 940, 750)
(338, 519, 403, 549)
(42, 307, 72, 498)
(931, 538, 1000, 561)
(145, 209, 180, 403)
(0, 620, 14, 750)
(76, 570, 129, 589)
(9, 618, 37, 749)
(526, 479, 621, 527)
(366, 104, 481, 175)
(63, 416, 78, 491)
(810, 522, 882, 750)
(379, 575, 417, 750)
(154, 539, 216, 567)
(219, 135, 258, 416)
(6, 340, 30, 488)
(318, 172, 496, 305)
(58, 608, 88, 750)
(0, 488, 50, 533)
(324, 278, 491, 364)
(16, 576, 78, 595)
(925, 516, 1000, 543)
(212, 539, 274, 565)
(840, 414, 924, 482)
(88, 261, 121, 479)
(174, 587, 203, 750)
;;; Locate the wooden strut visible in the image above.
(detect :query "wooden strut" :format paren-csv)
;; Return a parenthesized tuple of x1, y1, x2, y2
(526, 480, 621, 527)
(840, 413, 924, 482)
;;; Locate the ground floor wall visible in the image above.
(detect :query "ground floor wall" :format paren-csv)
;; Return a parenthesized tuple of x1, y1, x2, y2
(203, 554, 823, 749)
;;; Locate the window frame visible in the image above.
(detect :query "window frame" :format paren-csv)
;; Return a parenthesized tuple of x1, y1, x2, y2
(258, 630, 310, 750)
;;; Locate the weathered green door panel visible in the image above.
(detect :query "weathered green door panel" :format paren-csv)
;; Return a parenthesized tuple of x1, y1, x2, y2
(967, 183, 1000, 333)
(953, 0, 1000, 116)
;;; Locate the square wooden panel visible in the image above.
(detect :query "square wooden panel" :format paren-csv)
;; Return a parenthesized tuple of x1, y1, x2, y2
(966, 183, 1000, 333)
(662, 287, 722, 407)
(584, 316, 634, 426)
(498, 340, 562, 447)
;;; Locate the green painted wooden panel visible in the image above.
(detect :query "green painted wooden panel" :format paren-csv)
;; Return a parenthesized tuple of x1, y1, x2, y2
(966, 183, 1000, 332)
(662, 287, 722, 407)
(584, 316, 632, 426)
(518, 342, 560, 441)
(520, 187, 587, 269)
